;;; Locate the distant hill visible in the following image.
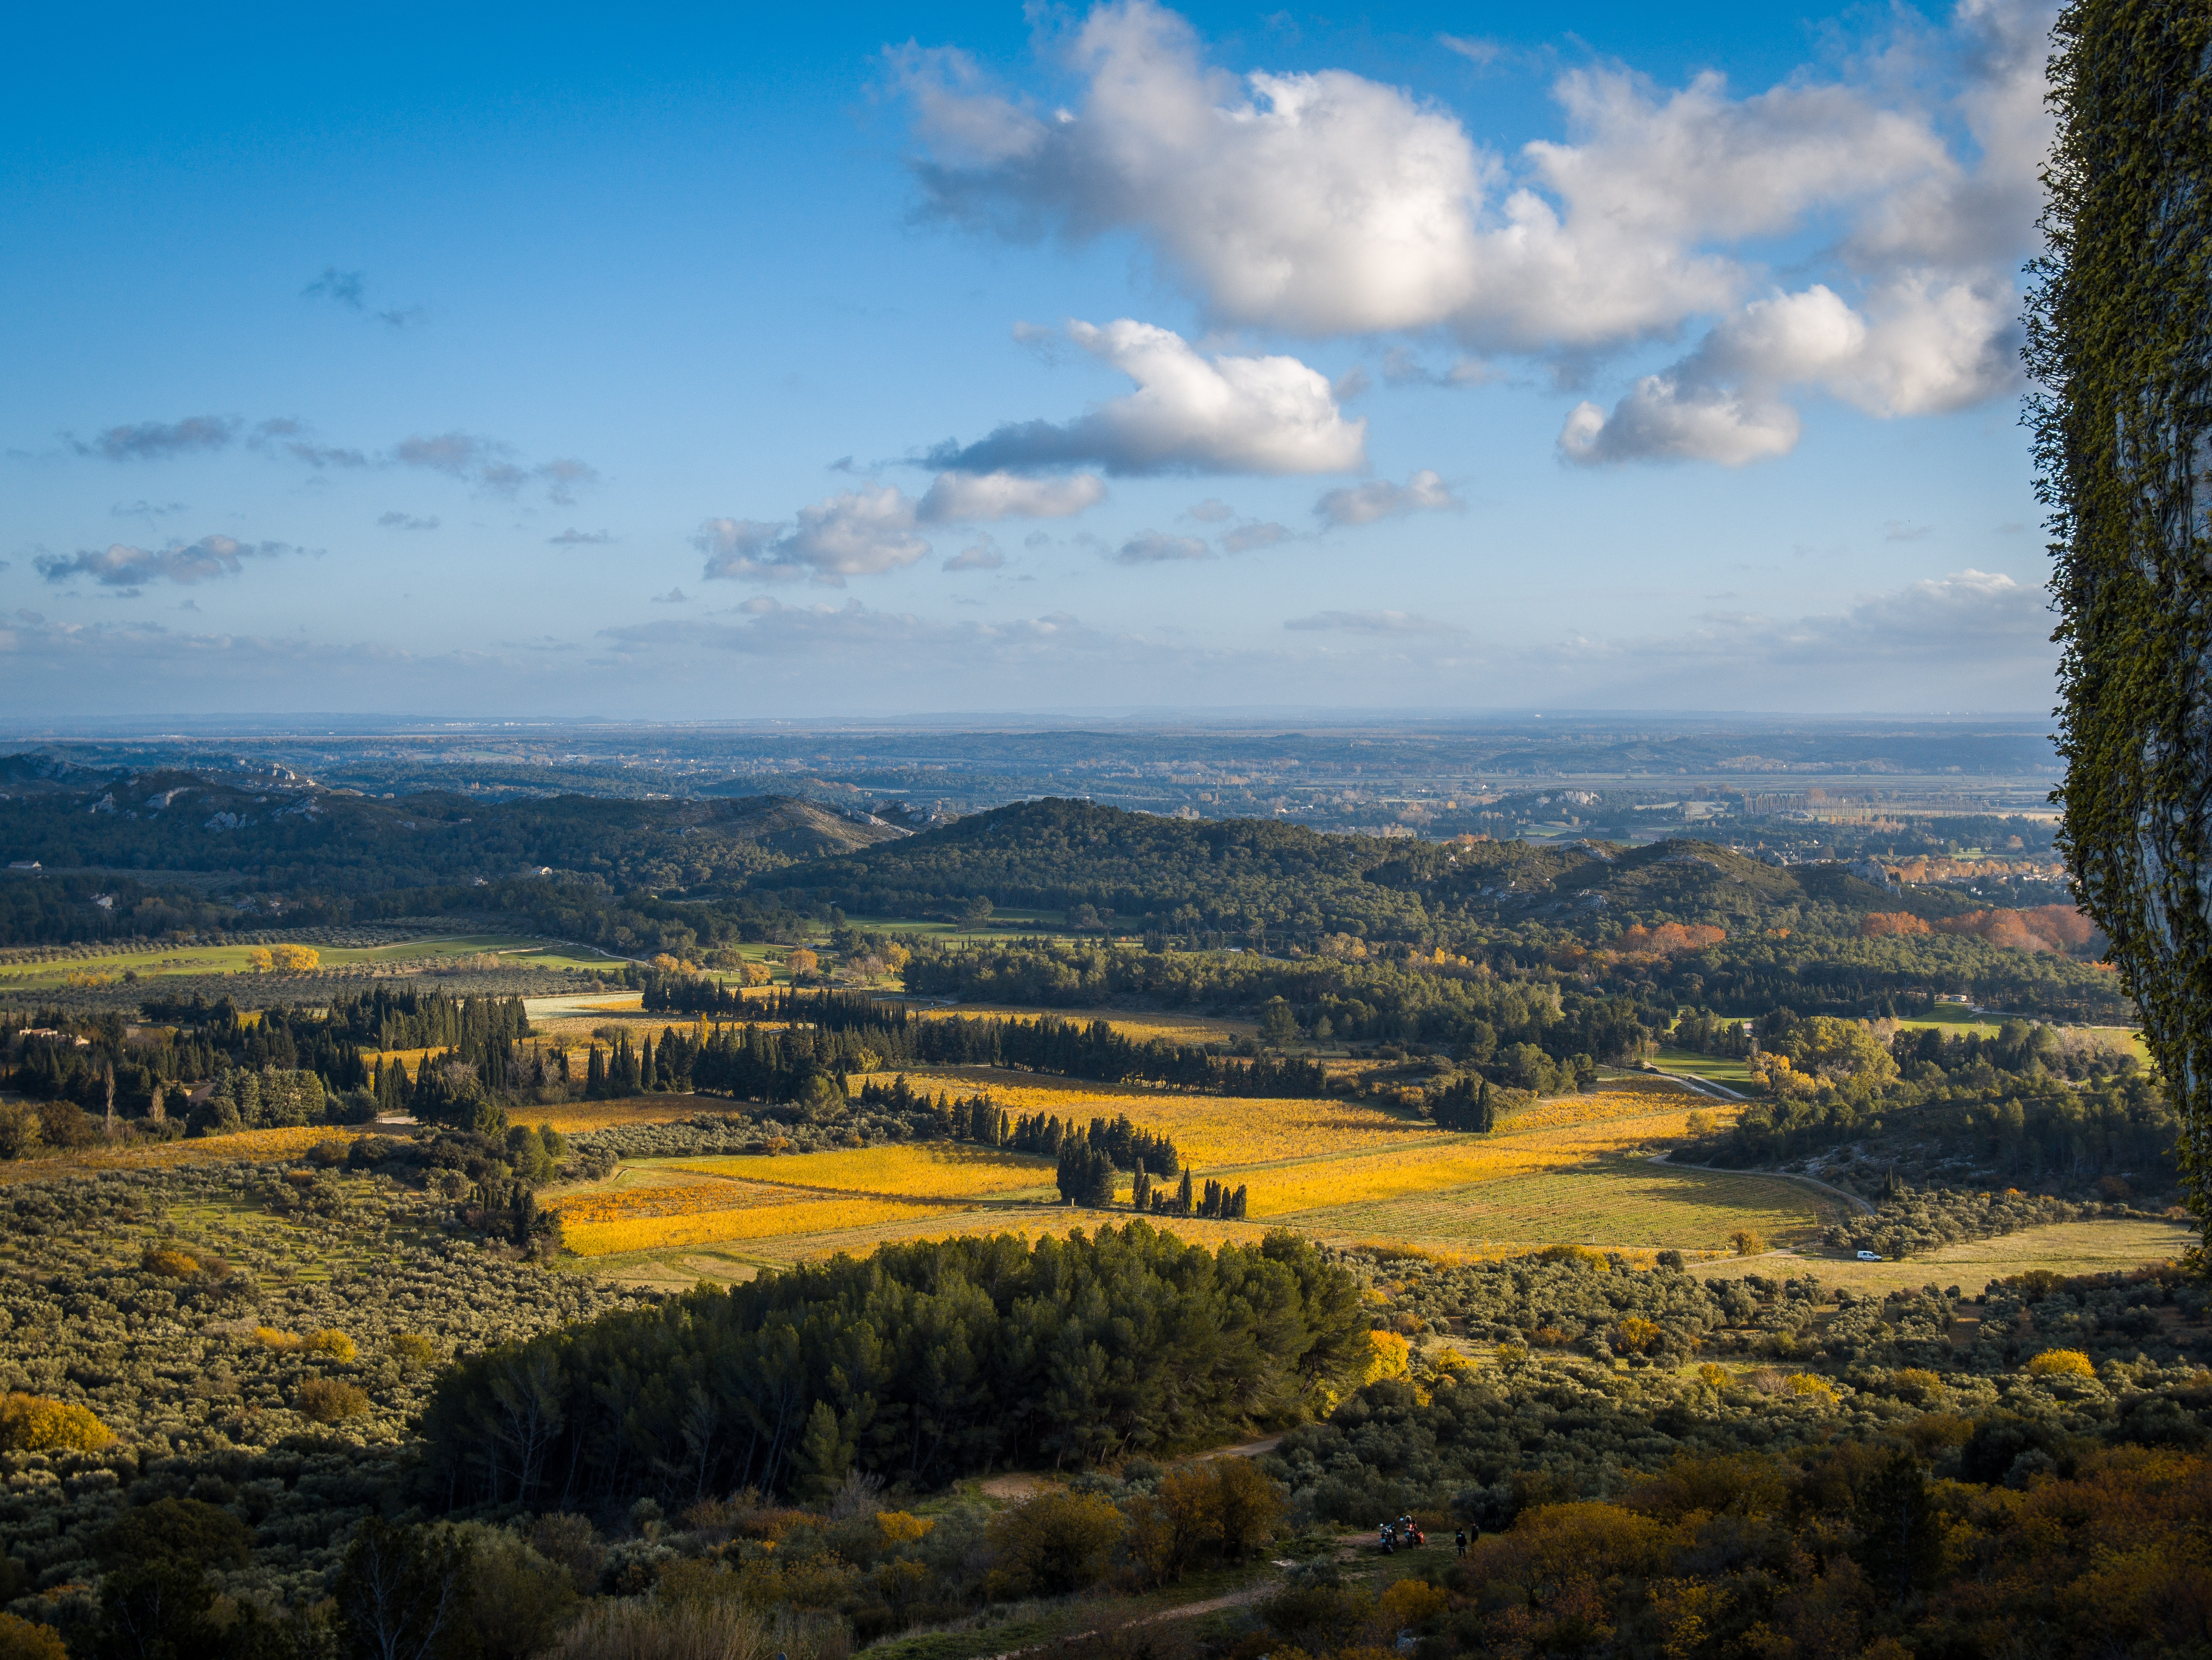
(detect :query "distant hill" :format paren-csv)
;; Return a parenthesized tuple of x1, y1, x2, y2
(741, 797, 1971, 936)
(0, 756, 902, 894)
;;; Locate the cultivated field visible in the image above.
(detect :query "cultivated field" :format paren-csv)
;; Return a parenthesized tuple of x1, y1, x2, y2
(548, 1073, 1805, 1286)
(0, 932, 624, 990)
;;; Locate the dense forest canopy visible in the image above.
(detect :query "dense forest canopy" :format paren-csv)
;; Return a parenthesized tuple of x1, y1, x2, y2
(420, 1225, 1369, 1508)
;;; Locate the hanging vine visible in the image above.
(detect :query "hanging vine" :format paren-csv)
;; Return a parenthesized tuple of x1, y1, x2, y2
(2028, 0, 2212, 1239)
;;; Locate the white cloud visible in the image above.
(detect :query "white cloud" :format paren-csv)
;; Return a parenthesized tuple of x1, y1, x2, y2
(1115, 530, 1210, 563)
(1559, 275, 2017, 464)
(1315, 469, 1462, 526)
(33, 535, 293, 590)
(696, 484, 931, 585)
(1438, 35, 1503, 68)
(917, 470, 1107, 522)
(907, 0, 2052, 464)
(377, 512, 440, 532)
(929, 319, 1364, 476)
(1285, 609, 1466, 635)
(904, 1, 1966, 352)
(1559, 380, 1801, 467)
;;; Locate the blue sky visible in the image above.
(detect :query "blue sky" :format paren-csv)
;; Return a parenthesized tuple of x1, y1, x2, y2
(0, 0, 2059, 718)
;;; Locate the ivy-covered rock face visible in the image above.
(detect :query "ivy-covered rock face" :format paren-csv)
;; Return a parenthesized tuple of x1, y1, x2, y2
(2031, 0, 2212, 1229)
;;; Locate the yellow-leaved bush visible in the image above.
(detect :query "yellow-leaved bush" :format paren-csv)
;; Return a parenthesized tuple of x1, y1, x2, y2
(0, 1393, 115, 1452)
(2027, 1348, 2096, 1378)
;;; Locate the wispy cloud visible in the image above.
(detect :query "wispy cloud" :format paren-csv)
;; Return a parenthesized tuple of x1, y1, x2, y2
(34, 535, 295, 590)
(71, 416, 239, 462)
(1285, 609, 1467, 635)
(253, 418, 366, 469)
(549, 528, 616, 545)
(1114, 530, 1210, 564)
(302, 266, 425, 327)
(944, 535, 1005, 571)
(1315, 470, 1462, 527)
(395, 433, 599, 503)
(377, 512, 440, 532)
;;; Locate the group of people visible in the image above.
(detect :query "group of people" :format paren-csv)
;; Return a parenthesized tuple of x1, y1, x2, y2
(1375, 1515, 1474, 1557)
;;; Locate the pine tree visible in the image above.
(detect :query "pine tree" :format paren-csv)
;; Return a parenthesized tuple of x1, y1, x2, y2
(790, 1400, 849, 1506)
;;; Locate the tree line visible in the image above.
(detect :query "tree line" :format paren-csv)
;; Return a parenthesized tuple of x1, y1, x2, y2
(645, 983, 1337, 1099)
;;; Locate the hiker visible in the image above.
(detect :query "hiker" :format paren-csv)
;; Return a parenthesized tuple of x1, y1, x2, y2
(1454, 1528, 1467, 1558)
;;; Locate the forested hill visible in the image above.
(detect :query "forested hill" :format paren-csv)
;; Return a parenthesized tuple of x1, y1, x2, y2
(742, 797, 1979, 938)
(0, 758, 902, 893)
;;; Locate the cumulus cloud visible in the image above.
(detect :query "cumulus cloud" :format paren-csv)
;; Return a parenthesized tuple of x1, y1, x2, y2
(905, 0, 2051, 464)
(1114, 530, 1210, 564)
(71, 416, 238, 462)
(917, 470, 1107, 522)
(926, 320, 1365, 476)
(1285, 609, 1467, 635)
(1315, 469, 1462, 526)
(377, 512, 440, 532)
(696, 485, 932, 585)
(1559, 276, 2018, 464)
(904, 1, 1958, 350)
(1557, 276, 2026, 464)
(34, 535, 291, 590)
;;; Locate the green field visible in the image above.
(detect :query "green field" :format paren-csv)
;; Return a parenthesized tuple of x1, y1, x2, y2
(0, 932, 626, 988)
(1278, 1155, 1836, 1251)
(1649, 1047, 1758, 1086)
(1896, 1002, 2149, 1063)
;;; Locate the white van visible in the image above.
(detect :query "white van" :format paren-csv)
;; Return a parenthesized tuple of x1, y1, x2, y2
(1855, 1249, 1883, 1262)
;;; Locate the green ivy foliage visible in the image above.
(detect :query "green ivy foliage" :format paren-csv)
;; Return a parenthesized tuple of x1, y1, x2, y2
(2030, 0, 2212, 1227)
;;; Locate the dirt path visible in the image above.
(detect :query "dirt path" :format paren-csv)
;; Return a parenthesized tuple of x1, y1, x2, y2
(1648, 1151, 1875, 1217)
(1192, 1433, 1283, 1461)
(973, 1576, 1283, 1660)
(1649, 1067, 1750, 1102)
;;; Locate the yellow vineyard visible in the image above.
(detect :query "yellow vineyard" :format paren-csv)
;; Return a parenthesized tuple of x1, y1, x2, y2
(665, 1141, 1055, 1199)
(552, 1069, 1810, 1287)
(891, 1067, 1431, 1166)
(1231, 1106, 1703, 1217)
(560, 1192, 952, 1256)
